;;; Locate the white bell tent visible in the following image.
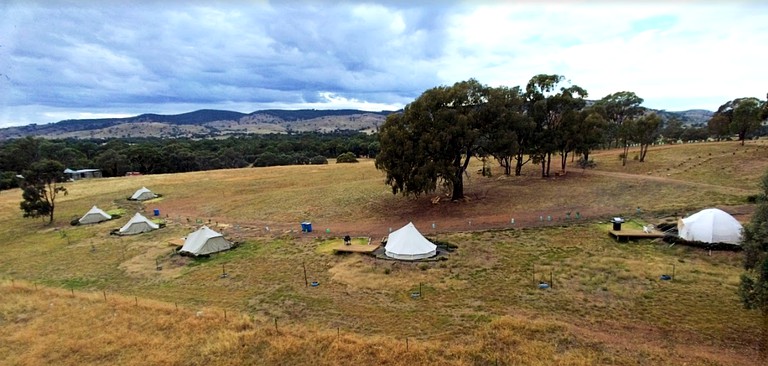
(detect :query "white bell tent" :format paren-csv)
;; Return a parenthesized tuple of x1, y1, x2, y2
(677, 208, 743, 245)
(119, 212, 159, 235)
(384, 222, 437, 260)
(78, 206, 112, 224)
(179, 226, 231, 256)
(130, 187, 157, 201)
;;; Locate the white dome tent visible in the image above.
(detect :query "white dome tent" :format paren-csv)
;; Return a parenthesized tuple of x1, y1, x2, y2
(384, 222, 437, 261)
(78, 206, 112, 224)
(677, 208, 743, 245)
(179, 226, 231, 256)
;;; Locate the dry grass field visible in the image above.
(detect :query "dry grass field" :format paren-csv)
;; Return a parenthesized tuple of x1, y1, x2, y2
(2, 140, 768, 365)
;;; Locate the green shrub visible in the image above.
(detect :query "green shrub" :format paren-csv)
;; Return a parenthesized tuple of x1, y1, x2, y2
(336, 152, 358, 163)
(309, 155, 328, 165)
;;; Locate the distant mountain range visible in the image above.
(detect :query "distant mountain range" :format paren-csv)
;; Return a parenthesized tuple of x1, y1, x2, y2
(0, 107, 712, 140)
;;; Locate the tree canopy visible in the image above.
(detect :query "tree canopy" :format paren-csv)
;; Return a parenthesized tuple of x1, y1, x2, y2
(375, 79, 489, 200)
(593, 91, 645, 166)
(710, 97, 765, 145)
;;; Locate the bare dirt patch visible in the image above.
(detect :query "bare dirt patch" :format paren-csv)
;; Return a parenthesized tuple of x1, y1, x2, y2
(118, 242, 188, 280)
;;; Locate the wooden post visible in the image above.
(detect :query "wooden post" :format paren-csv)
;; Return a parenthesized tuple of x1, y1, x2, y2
(303, 262, 308, 287)
(274, 318, 278, 333)
(550, 270, 553, 289)
(532, 264, 536, 286)
(419, 283, 422, 299)
(103, 290, 107, 301)
(71, 288, 74, 297)
(224, 310, 227, 321)
(11, 279, 14, 288)
(135, 296, 138, 306)
(406, 337, 409, 351)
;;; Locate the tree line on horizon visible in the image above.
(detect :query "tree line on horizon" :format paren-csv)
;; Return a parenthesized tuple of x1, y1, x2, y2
(374, 75, 768, 201)
(0, 131, 378, 191)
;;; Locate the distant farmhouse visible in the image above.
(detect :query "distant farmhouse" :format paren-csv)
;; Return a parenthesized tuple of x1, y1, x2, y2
(64, 168, 102, 180)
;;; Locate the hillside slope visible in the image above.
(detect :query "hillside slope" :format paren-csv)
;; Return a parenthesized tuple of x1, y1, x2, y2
(0, 109, 393, 140)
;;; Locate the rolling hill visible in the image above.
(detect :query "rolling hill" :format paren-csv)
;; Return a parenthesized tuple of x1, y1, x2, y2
(0, 109, 394, 140)
(0, 107, 711, 140)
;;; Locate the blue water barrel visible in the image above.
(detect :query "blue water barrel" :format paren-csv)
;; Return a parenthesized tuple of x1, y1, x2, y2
(301, 222, 312, 232)
(153, 209, 160, 216)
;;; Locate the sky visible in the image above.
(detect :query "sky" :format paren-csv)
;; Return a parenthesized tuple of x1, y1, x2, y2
(1, 1, 766, 128)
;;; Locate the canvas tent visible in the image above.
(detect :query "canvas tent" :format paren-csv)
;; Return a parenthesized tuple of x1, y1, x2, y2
(78, 205, 112, 224)
(384, 222, 437, 260)
(119, 212, 159, 235)
(130, 187, 157, 201)
(179, 226, 231, 256)
(677, 208, 743, 245)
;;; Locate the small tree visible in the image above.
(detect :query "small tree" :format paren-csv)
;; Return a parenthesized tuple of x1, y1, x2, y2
(336, 152, 358, 163)
(740, 170, 768, 355)
(710, 97, 764, 145)
(20, 159, 68, 224)
(632, 113, 662, 162)
(593, 91, 645, 165)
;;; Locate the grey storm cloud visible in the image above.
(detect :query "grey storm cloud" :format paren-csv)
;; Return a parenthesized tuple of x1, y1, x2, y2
(1, 1, 766, 126)
(1, 1, 449, 114)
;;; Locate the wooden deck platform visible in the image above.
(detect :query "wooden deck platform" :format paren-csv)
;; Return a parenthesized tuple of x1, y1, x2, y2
(609, 229, 666, 242)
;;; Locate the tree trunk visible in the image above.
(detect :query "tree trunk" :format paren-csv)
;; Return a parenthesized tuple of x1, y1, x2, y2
(514, 151, 528, 176)
(622, 142, 630, 167)
(498, 156, 512, 176)
(561, 151, 568, 173)
(451, 152, 471, 201)
(545, 153, 552, 177)
(451, 177, 464, 201)
(639, 144, 648, 162)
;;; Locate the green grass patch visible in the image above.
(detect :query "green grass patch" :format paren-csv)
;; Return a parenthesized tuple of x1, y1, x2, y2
(315, 237, 371, 254)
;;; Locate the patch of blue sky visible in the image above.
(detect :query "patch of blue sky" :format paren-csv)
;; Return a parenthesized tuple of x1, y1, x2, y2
(629, 14, 678, 33)
(523, 34, 580, 48)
